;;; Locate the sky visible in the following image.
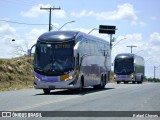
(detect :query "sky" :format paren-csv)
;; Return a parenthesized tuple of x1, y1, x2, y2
(0, 0, 160, 79)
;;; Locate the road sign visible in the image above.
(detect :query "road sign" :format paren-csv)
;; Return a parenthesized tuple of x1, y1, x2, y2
(99, 25, 116, 34)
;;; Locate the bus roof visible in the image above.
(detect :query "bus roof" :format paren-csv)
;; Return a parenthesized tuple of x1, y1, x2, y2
(37, 30, 109, 44)
(115, 53, 144, 60)
(115, 53, 134, 59)
(38, 31, 79, 42)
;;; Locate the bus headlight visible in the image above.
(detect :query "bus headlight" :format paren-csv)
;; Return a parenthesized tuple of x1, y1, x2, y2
(60, 74, 73, 81)
(128, 74, 134, 78)
(35, 76, 40, 81)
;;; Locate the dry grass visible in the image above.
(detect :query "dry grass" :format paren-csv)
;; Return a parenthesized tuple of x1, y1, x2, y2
(0, 56, 34, 91)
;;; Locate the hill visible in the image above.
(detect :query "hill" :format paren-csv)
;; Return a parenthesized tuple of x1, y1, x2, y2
(0, 56, 34, 91)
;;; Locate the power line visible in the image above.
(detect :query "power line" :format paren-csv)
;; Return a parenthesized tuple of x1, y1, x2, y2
(0, 19, 48, 26)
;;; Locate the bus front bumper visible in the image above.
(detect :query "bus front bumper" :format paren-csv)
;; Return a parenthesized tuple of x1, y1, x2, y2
(115, 78, 134, 82)
(114, 74, 134, 82)
(34, 79, 78, 89)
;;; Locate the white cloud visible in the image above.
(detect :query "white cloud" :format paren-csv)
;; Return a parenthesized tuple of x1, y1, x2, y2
(21, 4, 66, 18)
(0, 22, 20, 58)
(71, 3, 147, 27)
(0, 21, 47, 58)
(21, 4, 51, 18)
(96, 3, 138, 22)
(71, 3, 139, 25)
(150, 32, 160, 43)
(71, 10, 94, 17)
(112, 33, 144, 55)
(125, 33, 142, 41)
(150, 16, 157, 20)
(0, 23, 16, 36)
(52, 10, 66, 18)
(139, 21, 147, 27)
(148, 32, 160, 51)
(141, 32, 160, 67)
(25, 28, 47, 48)
(0, 22, 19, 45)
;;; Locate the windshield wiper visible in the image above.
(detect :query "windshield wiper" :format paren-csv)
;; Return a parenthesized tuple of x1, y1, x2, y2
(43, 63, 53, 73)
(35, 67, 43, 71)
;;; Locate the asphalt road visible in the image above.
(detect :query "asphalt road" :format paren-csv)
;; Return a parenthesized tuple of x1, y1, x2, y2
(0, 82, 160, 120)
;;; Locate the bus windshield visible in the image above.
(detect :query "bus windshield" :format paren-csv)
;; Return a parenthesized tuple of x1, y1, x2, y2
(34, 41, 75, 76)
(114, 58, 134, 75)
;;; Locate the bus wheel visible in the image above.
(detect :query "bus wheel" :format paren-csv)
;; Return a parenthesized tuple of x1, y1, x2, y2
(124, 81, 128, 84)
(132, 81, 135, 84)
(137, 81, 142, 84)
(117, 81, 120, 84)
(43, 89, 51, 94)
(93, 77, 105, 89)
(77, 78, 84, 93)
(140, 76, 143, 84)
(100, 76, 105, 89)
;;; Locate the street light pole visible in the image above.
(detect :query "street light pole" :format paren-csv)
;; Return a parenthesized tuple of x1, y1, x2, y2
(88, 28, 98, 34)
(50, 24, 59, 30)
(112, 37, 127, 48)
(58, 21, 75, 30)
(145, 57, 152, 62)
(134, 50, 144, 55)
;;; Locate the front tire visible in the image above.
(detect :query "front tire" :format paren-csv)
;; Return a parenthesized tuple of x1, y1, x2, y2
(94, 76, 105, 89)
(77, 77, 84, 93)
(117, 81, 120, 84)
(100, 78, 105, 89)
(43, 89, 51, 94)
(124, 81, 128, 84)
(77, 80, 83, 93)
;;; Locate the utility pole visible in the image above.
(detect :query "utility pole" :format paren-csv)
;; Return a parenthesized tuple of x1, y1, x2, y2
(126, 45, 137, 53)
(40, 6, 61, 31)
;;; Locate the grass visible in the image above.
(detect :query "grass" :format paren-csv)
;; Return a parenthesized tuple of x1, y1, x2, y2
(0, 81, 34, 91)
(0, 56, 34, 91)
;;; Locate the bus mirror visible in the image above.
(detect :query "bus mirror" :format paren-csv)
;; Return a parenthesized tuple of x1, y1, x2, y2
(27, 49, 31, 56)
(73, 41, 81, 57)
(74, 49, 77, 57)
(112, 63, 114, 66)
(28, 44, 36, 56)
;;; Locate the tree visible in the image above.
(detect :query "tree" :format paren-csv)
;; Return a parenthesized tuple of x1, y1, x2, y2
(12, 41, 28, 57)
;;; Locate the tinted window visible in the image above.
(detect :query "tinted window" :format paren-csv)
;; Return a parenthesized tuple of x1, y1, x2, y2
(34, 41, 75, 75)
(114, 58, 134, 75)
